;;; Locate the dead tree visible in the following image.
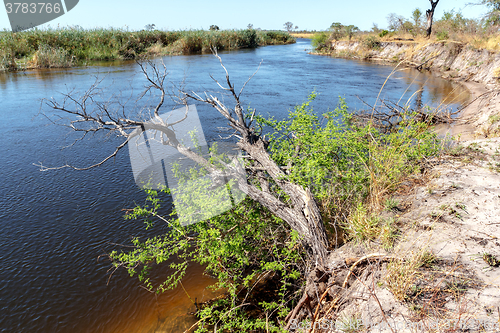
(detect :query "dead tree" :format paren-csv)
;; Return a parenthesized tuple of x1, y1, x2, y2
(37, 56, 330, 266)
(426, 0, 440, 37)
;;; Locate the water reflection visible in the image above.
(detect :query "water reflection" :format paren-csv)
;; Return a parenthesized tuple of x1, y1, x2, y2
(394, 68, 469, 109)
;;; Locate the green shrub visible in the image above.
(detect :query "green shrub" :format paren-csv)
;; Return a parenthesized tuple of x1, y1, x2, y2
(258, 30, 295, 45)
(109, 94, 441, 332)
(379, 30, 390, 37)
(436, 30, 449, 41)
(240, 29, 258, 48)
(364, 36, 381, 49)
(311, 32, 329, 50)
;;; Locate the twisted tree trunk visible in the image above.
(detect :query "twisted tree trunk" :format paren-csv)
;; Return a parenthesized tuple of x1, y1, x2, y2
(236, 137, 329, 264)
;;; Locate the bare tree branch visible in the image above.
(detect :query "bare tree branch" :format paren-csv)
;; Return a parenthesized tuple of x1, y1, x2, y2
(41, 54, 330, 265)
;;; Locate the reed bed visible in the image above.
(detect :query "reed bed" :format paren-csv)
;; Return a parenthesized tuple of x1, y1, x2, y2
(0, 28, 295, 70)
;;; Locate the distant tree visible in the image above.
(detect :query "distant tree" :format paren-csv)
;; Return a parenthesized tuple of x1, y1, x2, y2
(437, 9, 469, 34)
(294, 25, 299, 31)
(247, 23, 254, 29)
(371, 23, 381, 33)
(479, 0, 500, 25)
(284, 21, 293, 32)
(330, 22, 342, 29)
(344, 25, 359, 40)
(209, 25, 220, 31)
(144, 23, 156, 31)
(425, 0, 440, 37)
(412, 8, 423, 28)
(387, 13, 413, 33)
(387, 13, 404, 31)
(330, 22, 345, 40)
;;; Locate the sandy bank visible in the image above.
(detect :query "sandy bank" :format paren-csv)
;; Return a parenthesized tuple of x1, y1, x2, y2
(306, 41, 500, 333)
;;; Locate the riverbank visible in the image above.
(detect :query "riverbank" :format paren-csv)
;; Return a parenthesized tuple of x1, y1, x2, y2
(0, 28, 295, 71)
(313, 139, 500, 333)
(301, 41, 500, 333)
(315, 40, 500, 140)
(323, 40, 500, 85)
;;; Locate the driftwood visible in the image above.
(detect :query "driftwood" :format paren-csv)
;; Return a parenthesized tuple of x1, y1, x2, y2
(354, 97, 460, 133)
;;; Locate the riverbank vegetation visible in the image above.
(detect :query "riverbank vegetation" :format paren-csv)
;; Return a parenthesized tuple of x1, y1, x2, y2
(108, 92, 443, 331)
(311, 1, 500, 53)
(0, 27, 294, 71)
(35, 3, 500, 329)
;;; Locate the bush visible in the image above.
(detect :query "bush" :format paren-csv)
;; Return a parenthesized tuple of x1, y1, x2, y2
(240, 29, 258, 48)
(311, 32, 329, 50)
(258, 30, 295, 45)
(379, 30, 390, 37)
(364, 36, 381, 49)
(436, 30, 449, 41)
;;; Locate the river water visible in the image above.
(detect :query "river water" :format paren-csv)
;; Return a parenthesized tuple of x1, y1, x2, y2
(0, 39, 469, 333)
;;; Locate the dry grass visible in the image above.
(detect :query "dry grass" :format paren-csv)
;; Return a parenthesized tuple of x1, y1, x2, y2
(290, 32, 315, 39)
(385, 248, 431, 301)
(144, 42, 168, 57)
(28, 44, 73, 68)
(342, 203, 381, 242)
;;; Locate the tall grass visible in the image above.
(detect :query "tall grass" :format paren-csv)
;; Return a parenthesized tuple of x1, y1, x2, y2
(0, 27, 295, 70)
(29, 44, 73, 68)
(0, 48, 17, 70)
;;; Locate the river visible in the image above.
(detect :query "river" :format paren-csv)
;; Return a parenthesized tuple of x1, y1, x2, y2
(0, 38, 469, 333)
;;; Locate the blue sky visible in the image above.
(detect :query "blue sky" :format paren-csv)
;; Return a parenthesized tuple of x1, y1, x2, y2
(0, 0, 489, 32)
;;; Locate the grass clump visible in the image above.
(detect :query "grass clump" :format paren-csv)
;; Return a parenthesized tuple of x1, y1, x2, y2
(384, 197, 400, 211)
(488, 113, 500, 124)
(0, 48, 17, 70)
(28, 44, 73, 68)
(482, 253, 500, 267)
(342, 203, 382, 242)
(385, 249, 434, 301)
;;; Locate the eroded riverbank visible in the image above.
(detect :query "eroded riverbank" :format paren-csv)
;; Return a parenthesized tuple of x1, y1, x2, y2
(315, 40, 500, 140)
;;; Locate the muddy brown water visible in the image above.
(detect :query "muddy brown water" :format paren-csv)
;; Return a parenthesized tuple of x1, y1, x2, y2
(0, 39, 469, 332)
